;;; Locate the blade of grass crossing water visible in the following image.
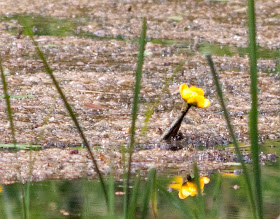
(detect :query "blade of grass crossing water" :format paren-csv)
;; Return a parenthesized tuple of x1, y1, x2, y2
(0, 57, 16, 147)
(0, 54, 28, 218)
(206, 55, 256, 218)
(125, 17, 147, 215)
(127, 174, 141, 219)
(247, 0, 263, 217)
(141, 168, 156, 219)
(122, 146, 128, 218)
(21, 21, 108, 205)
(193, 163, 205, 219)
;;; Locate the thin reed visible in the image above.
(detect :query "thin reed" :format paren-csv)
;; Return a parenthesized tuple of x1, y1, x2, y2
(247, 0, 263, 217)
(21, 21, 108, 205)
(108, 171, 115, 218)
(141, 168, 156, 219)
(0, 57, 16, 147)
(193, 163, 205, 219)
(124, 17, 147, 217)
(127, 174, 141, 218)
(0, 54, 31, 218)
(206, 55, 256, 218)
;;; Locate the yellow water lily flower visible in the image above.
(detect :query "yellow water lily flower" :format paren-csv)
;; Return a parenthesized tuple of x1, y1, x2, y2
(179, 84, 210, 108)
(169, 176, 210, 199)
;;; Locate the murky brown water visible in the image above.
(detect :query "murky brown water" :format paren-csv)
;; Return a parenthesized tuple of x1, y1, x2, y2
(0, 0, 279, 183)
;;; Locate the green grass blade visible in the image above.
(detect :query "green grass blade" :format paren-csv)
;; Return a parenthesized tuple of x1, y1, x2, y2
(125, 17, 147, 215)
(157, 183, 192, 218)
(127, 174, 141, 219)
(206, 55, 256, 218)
(0, 57, 16, 147)
(24, 183, 30, 219)
(209, 174, 222, 219)
(21, 184, 29, 219)
(121, 146, 128, 218)
(21, 21, 108, 205)
(0, 54, 29, 218)
(247, 0, 263, 217)
(141, 168, 156, 219)
(151, 170, 158, 218)
(108, 171, 115, 219)
(193, 163, 205, 219)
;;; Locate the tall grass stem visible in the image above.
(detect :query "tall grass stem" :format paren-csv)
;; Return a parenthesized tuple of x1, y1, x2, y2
(247, 0, 263, 217)
(108, 171, 115, 219)
(22, 22, 108, 204)
(127, 174, 141, 219)
(206, 55, 256, 218)
(0, 57, 16, 147)
(141, 168, 156, 219)
(125, 18, 147, 214)
(193, 163, 205, 219)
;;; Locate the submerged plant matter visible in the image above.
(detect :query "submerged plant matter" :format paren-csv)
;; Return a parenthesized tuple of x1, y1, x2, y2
(169, 176, 210, 199)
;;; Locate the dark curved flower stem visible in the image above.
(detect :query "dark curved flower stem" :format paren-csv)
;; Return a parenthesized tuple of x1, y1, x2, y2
(160, 104, 191, 141)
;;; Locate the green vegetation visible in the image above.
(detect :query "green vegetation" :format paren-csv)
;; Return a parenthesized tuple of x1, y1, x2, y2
(0, 94, 34, 99)
(0, 143, 41, 150)
(124, 17, 147, 218)
(247, 0, 263, 217)
(206, 55, 257, 218)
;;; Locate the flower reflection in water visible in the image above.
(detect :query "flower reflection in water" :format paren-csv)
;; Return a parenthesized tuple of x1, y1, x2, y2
(169, 176, 210, 199)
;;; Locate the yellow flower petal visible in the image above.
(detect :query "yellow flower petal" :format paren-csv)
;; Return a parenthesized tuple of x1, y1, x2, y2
(173, 176, 183, 185)
(170, 176, 210, 199)
(168, 176, 183, 191)
(179, 188, 189, 199)
(200, 177, 210, 184)
(179, 84, 210, 108)
(203, 98, 210, 108)
(179, 84, 189, 93)
(183, 182, 197, 197)
(199, 177, 210, 191)
(190, 86, 204, 96)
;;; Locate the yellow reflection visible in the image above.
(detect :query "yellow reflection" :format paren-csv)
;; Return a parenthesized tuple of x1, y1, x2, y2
(0, 185, 3, 193)
(169, 176, 210, 199)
